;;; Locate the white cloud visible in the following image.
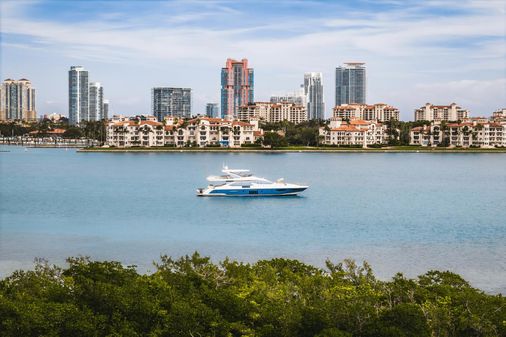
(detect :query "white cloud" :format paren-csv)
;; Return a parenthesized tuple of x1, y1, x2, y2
(0, 0, 505, 119)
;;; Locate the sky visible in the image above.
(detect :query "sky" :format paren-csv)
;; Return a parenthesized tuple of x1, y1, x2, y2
(1, 0, 505, 120)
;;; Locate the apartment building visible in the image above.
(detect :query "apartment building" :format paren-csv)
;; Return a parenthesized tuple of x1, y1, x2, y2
(238, 102, 307, 124)
(492, 108, 506, 121)
(221, 58, 254, 120)
(319, 118, 391, 146)
(106, 115, 260, 148)
(0, 78, 36, 121)
(333, 103, 399, 122)
(414, 103, 469, 122)
(151, 87, 192, 121)
(335, 62, 366, 106)
(410, 121, 506, 147)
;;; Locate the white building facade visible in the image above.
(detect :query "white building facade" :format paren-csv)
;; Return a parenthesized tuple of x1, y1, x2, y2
(89, 82, 104, 121)
(319, 118, 392, 146)
(106, 116, 261, 148)
(304, 72, 325, 120)
(333, 103, 399, 122)
(410, 121, 506, 147)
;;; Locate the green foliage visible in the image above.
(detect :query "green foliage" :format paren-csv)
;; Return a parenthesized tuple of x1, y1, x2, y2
(1, 119, 106, 142)
(261, 120, 324, 147)
(0, 122, 32, 137)
(382, 120, 433, 146)
(80, 121, 107, 141)
(262, 132, 288, 148)
(63, 127, 83, 139)
(0, 254, 504, 337)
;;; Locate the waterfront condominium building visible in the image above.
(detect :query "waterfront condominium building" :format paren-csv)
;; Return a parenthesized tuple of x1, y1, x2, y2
(68, 66, 89, 125)
(221, 58, 254, 120)
(410, 121, 506, 148)
(335, 62, 366, 107)
(304, 72, 325, 120)
(414, 103, 469, 122)
(0, 78, 36, 121)
(206, 103, 219, 118)
(151, 87, 192, 121)
(106, 115, 261, 148)
(319, 118, 393, 147)
(333, 103, 399, 122)
(89, 82, 104, 121)
(238, 102, 307, 124)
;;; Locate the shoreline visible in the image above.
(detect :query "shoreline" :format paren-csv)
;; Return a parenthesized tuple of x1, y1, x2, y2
(77, 146, 506, 153)
(3, 144, 505, 153)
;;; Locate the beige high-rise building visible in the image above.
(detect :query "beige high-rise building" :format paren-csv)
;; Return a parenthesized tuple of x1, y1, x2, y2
(333, 103, 399, 122)
(414, 103, 469, 122)
(238, 102, 307, 124)
(0, 79, 36, 121)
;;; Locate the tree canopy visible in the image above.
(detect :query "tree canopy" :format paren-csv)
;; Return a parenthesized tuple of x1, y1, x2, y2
(0, 254, 504, 337)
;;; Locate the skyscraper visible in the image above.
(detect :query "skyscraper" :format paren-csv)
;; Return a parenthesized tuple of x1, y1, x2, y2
(304, 72, 325, 120)
(221, 58, 254, 120)
(335, 62, 366, 106)
(103, 99, 109, 120)
(206, 103, 219, 118)
(151, 87, 192, 121)
(68, 66, 89, 125)
(89, 82, 104, 121)
(0, 79, 36, 121)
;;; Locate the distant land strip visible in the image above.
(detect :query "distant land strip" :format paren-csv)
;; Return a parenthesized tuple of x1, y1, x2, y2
(78, 146, 506, 153)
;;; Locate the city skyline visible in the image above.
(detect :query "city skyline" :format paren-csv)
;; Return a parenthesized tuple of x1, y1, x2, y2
(1, 0, 505, 120)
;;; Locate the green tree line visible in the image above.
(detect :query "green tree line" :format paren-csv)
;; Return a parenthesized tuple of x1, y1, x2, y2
(0, 120, 106, 141)
(258, 120, 324, 148)
(0, 253, 504, 336)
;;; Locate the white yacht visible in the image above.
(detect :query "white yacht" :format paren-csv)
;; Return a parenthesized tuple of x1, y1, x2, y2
(197, 167, 308, 197)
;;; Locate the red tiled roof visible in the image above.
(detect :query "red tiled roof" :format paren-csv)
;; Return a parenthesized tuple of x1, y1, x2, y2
(139, 121, 162, 126)
(349, 120, 370, 125)
(331, 126, 364, 132)
(232, 121, 252, 127)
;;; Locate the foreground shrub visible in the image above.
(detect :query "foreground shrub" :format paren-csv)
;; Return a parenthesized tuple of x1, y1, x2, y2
(0, 253, 504, 337)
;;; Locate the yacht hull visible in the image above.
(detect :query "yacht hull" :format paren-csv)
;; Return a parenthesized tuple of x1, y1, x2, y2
(197, 187, 307, 197)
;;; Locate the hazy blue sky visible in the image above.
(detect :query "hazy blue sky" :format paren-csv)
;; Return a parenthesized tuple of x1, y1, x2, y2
(1, 0, 505, 120)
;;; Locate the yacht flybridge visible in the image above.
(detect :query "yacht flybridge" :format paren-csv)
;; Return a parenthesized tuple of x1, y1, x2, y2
(197, 167, 308, 197)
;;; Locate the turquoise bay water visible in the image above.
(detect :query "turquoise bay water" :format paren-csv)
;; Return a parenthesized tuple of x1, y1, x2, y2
(1, 146, 505, 292)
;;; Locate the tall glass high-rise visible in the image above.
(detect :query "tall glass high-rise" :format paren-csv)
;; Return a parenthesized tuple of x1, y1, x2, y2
(304, 72, 325, 120)
(151, 87, 192, 121)
(68, 66, 89, 125)
(89, 82, 104, 121)
(335, 62, 366, 107)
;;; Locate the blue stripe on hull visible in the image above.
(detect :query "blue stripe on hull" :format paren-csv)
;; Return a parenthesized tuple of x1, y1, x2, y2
(209, 188, 306, 196)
